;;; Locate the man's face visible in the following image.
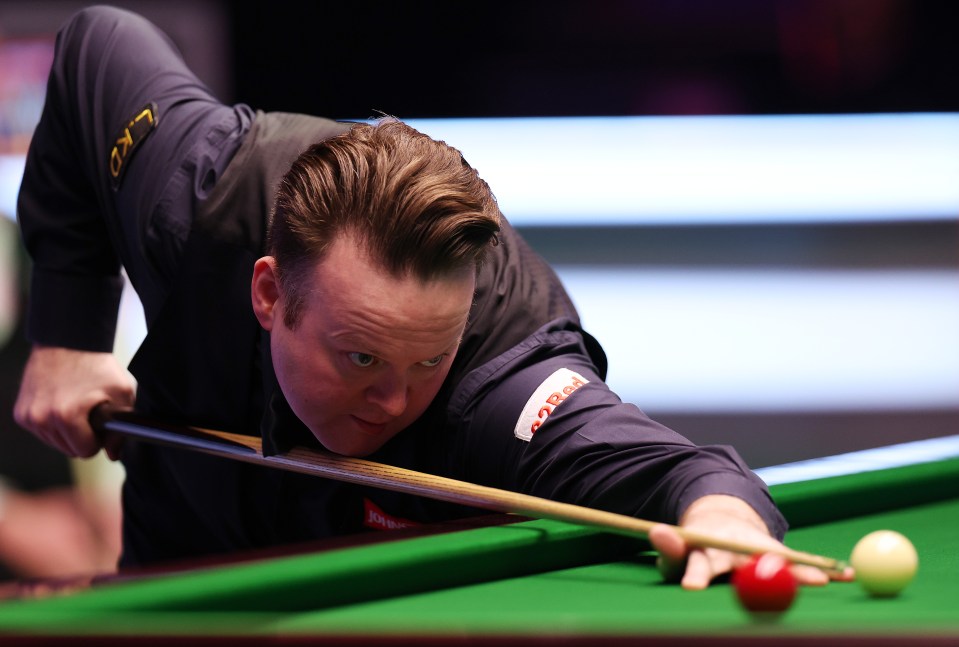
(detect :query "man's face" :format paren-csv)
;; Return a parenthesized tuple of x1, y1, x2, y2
(251, 235, 475, 457)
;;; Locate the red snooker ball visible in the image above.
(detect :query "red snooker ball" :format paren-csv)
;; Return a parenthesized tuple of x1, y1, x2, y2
(732, 553, 798, 615)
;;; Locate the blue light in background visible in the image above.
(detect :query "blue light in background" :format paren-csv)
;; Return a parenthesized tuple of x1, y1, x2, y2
(408, 113, 959, 224)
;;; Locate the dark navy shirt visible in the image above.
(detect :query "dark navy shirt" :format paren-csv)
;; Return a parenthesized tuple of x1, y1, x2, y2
(17, 6, 786, 565)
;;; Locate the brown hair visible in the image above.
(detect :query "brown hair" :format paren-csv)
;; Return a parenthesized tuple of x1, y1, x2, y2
(269, 119, 502, 328)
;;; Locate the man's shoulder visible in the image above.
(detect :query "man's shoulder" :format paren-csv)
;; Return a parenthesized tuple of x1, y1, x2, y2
(252, 111, 353, 148)
(195, 112, 352, 244)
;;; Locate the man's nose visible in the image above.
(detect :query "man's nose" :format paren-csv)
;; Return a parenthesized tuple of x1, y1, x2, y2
(365, 371, 409, 417)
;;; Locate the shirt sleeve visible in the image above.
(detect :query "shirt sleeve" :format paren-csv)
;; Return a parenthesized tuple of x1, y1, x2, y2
(17, 6, 251, 352)
(16, 8, 137, 352)
(18, 101, 124, 352)
(447, 320, 788, 540)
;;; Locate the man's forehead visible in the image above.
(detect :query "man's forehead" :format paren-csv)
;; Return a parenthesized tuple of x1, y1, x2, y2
(303, 238, 475, 335)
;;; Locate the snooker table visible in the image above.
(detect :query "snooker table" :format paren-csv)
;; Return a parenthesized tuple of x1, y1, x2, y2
(0, 442, 958, 646)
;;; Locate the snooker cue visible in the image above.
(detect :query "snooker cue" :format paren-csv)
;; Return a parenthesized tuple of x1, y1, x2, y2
(90, 404, 848, 573)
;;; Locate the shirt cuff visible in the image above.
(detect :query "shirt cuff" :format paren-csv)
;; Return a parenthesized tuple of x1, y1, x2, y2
(676, 470, 789, 541)
(26, 268, 123, 352)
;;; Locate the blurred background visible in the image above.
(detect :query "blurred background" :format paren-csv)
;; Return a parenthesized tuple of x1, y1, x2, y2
(0, 0, 957, 580)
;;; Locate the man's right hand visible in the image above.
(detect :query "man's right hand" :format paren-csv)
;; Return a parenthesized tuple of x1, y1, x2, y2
(13, 345, 136, 459)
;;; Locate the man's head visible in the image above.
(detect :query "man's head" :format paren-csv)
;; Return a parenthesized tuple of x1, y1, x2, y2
(267, 119, 501, 329)
(251, 120, 501, 456)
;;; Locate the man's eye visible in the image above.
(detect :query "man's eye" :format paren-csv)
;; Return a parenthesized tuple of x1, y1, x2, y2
(420, 355, 444, 368)
(348, 352, 376, 368)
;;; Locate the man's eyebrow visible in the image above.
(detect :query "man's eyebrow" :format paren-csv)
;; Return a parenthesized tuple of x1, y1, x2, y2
(327, 331, 375, 347)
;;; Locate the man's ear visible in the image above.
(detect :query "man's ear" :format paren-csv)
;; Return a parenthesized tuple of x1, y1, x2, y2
(251, 256, 281, 331)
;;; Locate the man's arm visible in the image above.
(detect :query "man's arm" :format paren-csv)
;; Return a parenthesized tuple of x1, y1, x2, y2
(448, 322, 845, 587)
(14, 9, 138, 457)
(15, 6, 248, 457)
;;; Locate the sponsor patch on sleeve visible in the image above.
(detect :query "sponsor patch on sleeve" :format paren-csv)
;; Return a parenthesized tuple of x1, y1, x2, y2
(108, 102, 158, 191)
(513, 368, 589, 442)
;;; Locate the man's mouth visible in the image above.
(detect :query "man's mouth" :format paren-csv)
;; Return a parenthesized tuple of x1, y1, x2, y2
(350, 415, 389, 435)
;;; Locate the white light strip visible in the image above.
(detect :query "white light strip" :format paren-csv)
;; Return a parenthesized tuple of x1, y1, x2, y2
(555, 267, 959, 412)
(407, 113, 959, 225)
(0, 155, 24, 221)
(755, 435, 959, 486)
(7, 113, 959, 224)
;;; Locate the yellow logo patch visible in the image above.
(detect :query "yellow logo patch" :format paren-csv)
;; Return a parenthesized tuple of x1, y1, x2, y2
(109, 103, 158, 190)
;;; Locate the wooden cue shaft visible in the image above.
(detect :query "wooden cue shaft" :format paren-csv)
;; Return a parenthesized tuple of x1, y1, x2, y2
(91, 405, 847, 573)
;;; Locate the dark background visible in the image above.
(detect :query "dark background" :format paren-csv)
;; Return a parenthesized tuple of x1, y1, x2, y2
(227, 0, 959, 119)
(4, 1, 959, 119)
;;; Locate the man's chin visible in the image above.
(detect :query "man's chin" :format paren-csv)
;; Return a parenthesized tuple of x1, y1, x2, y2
(309, 426, 390, 458)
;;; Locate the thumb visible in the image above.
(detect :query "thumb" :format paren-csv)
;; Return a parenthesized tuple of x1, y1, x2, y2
(649, 524, 688, 583)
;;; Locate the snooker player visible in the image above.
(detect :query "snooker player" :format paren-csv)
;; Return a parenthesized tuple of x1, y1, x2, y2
(13, 6, 832, 589)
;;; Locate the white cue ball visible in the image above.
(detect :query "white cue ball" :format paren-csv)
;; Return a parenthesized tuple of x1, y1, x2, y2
(850, 530, 918, 597)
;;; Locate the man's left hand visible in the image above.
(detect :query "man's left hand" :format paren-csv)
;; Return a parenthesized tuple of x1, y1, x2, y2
(648, 494, 853, 590)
